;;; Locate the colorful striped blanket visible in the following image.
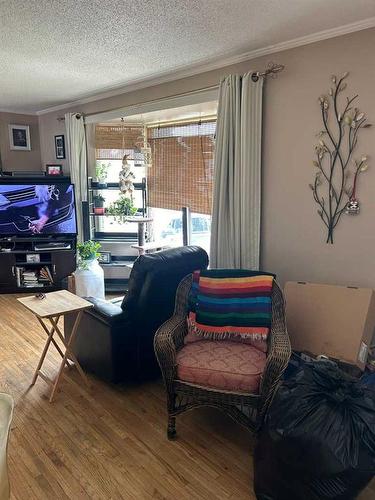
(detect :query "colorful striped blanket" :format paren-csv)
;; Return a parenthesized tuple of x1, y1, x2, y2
(188, 269, 275, 341)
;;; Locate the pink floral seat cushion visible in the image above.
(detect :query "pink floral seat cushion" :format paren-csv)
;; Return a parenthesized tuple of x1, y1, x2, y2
(176, 340, 267, 394)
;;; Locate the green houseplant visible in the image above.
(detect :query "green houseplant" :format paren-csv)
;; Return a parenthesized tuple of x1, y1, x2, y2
(74, 240, 105, 299)
(77, 240, 101, 269)
(96, 162, 110, 187)
(107, 194, 137, 222)
(93, 194, 105, 214)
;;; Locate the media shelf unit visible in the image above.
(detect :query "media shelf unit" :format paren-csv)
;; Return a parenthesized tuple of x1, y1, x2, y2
(0, 175, 77, 293)
(0, 237, 76, 293)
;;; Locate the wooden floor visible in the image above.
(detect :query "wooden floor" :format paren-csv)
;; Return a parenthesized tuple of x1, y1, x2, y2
(0, 294, 374, 500)
(0, 294, 256, 499)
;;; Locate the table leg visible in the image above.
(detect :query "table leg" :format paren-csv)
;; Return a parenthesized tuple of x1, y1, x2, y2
(36, 316, 72, 367)
(50, 315, 90, 387)
(31, 315, 61, 386)
(48, 311, 90, 403)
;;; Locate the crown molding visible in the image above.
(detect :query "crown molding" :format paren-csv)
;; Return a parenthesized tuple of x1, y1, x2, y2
(35, 17, 375, 116)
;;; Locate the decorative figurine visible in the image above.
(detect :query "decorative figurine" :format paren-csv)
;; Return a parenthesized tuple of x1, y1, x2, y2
(345, 198, 360, 215)
(119, 154, 135, 198)
(345, 162, 368, 215)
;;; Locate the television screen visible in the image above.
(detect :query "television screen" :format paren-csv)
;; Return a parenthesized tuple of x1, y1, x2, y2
(0, 183, 77, 236)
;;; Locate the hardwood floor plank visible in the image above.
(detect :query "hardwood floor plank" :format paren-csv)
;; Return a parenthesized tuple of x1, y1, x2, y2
(0, 293, 373, 499)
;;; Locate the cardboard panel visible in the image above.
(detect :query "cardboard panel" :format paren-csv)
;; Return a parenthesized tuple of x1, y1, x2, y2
(284, 281, 375, 369)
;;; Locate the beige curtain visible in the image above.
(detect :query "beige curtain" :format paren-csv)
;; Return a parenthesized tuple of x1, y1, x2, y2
(85, 122, 96, 179)
(210, 73, 263, 269)
(65, 113, 87, 242)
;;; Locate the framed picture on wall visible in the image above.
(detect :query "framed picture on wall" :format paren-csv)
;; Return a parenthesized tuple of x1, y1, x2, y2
(8, 124, 31, 151)
(98, 251, 111, 264)
(46, 164, 63, 176)
(55, 134, 66, 159)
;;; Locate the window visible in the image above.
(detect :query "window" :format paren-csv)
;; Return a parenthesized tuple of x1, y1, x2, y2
(147, 120, 215, 252)
(93, 119, 216, 250)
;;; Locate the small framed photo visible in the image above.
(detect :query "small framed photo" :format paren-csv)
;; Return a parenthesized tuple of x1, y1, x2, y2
(98, 251, 111, 264)
(8, 125, 31, 151)
(55, 134, 66, 159)
(46, 164, 63, 176)
(26, 254, 40, 263)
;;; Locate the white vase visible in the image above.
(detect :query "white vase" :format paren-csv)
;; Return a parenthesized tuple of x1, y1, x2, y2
(74, 258, 105, 299)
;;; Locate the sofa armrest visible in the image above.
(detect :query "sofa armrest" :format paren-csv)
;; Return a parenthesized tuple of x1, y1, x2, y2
(85, 296, 127, 325)
(109, 295, 126, 306)
(154, 315, 187, 388)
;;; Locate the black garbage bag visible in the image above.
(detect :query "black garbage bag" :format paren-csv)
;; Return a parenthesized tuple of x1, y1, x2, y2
(254, 361, 375, 500)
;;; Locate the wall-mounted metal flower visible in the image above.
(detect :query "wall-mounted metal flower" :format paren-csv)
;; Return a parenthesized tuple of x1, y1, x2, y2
(310, 73, 371, 243)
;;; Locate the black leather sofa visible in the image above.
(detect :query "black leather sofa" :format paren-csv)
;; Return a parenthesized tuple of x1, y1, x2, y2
(64, 246, 209, 383)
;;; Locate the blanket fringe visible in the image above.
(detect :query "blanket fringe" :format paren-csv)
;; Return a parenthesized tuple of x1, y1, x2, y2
(187, 317, 268, 341)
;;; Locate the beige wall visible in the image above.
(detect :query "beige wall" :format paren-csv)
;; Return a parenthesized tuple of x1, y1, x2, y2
(39, 116, 67, 172)
(38, 27, 375, 288)
(0, 112, 42, 171)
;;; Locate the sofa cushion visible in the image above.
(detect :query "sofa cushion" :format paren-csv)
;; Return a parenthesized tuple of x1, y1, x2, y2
(176, 340, 266, 394)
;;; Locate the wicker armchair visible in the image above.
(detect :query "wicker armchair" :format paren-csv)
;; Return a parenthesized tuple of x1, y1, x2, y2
(154, 274, 291, 439)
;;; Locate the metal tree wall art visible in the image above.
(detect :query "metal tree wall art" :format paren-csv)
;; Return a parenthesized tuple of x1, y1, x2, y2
(310, 72, 371, 243)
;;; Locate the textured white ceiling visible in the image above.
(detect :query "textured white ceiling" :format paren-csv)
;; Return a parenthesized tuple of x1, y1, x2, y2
(0, 0, 375, 113)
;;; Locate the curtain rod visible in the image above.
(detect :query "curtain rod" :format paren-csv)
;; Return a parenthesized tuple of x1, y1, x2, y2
(251, 62, 285, 82)
(56, 87, 218, 122)
(146, 114, 217, 128)
(56, 61, 284, 122)
(57, 113, 82, 122)
(97, 115, 217, 128)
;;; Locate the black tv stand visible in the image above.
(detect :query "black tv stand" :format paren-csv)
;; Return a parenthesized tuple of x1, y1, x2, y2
(34, 241, 72, 251)
(0, 236, 76, 293)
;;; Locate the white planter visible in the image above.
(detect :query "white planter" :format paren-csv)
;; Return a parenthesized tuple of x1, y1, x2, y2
(74, 258, 105, 299)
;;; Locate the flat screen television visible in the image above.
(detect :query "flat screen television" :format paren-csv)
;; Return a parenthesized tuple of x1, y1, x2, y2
(0, 182, 77, 236)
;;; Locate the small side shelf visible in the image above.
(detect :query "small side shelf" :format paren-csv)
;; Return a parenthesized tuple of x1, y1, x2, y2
(15, 261, 51, 266)
(89, 182, 144, 191)
(0, 237, 76, 293)
(89, 211, 144, 217)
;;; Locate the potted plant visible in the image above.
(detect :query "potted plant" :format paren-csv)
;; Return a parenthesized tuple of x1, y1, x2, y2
(107, 194, 137, 222)
(93, 194, 105, 215)
(96, 162, 110, 188)
(74, 240, 105, 299)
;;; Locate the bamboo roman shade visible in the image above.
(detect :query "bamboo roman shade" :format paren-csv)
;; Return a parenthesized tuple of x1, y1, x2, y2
(95, 124, 143, 160)
(147, 121, 216, 215)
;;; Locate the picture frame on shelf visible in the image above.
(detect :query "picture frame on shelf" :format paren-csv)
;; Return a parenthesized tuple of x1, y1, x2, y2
(26, 254, 40, 263)
(98, 251, 111, 264)
(46, 164, 63, 176)
(8, 124, 31, 151)
(55, 134, 66, 159)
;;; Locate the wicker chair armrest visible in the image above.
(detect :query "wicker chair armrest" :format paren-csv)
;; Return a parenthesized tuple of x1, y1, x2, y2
(154, 315, 188, 386)
(154, 274, 192, 396)
(258, 282, 291, 426)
